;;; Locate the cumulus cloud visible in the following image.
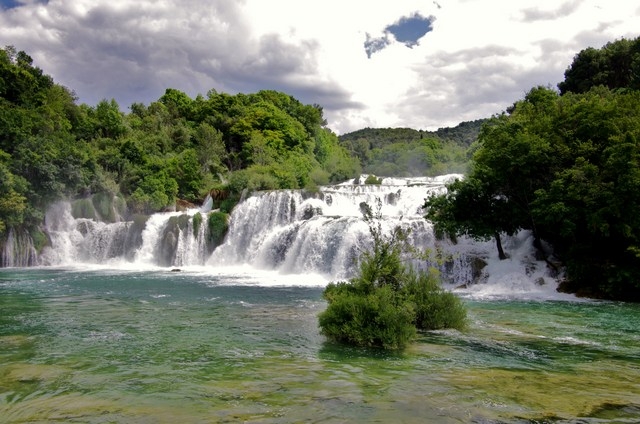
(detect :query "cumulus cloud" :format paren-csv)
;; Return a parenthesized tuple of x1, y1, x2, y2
(520, 0, 584, 22)
(1, 0, 639, 134)
(0, 0, 355, 113)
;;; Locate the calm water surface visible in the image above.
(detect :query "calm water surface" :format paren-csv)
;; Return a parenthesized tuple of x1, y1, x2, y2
(1, 267, 639, 423)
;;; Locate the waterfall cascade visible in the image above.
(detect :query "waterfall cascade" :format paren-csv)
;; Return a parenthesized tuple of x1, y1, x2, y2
(0, 227, 37, 267)
(2, 175, 561, 292)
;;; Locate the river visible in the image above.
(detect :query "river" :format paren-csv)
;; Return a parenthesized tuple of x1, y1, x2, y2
(1, 266, 639, 423)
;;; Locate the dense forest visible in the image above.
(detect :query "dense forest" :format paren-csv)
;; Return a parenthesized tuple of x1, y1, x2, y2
(425, 36, 640, 301)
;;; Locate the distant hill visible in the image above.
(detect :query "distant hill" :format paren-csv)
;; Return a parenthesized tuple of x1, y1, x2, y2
(337, 119, 486, 177)
(432, 119, 487, 146)
(339, 119, 486, 149)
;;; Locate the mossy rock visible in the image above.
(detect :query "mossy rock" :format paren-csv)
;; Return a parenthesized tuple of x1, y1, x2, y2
(123, 215, 149, 260)
(29, 228, 50, 253)
(156, 214, 191, 266)
(192, 213, 203, 237)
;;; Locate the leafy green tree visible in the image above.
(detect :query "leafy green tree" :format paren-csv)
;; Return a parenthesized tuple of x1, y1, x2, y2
(559, 36, 640, 94)
(170, 148, 205, 202)
(160, 88, 195, 120)
(129, 168, 179, 213)
(94, 99, 126, 139)
(425, 177, 517, 260)
(193, 122, 226, 174)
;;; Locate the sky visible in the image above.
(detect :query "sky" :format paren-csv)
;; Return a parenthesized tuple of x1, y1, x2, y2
(1, 0, 639, 134)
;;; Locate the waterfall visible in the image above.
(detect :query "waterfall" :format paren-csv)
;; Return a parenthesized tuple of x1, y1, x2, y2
(208, 175, 472, 280)
(4, 175, 561, 294)
(0, 228, 37, 267)
(39, 202, 142, 265)
(32, 176, 468, 275)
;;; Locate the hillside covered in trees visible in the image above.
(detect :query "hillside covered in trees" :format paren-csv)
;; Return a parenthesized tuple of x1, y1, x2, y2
(425, 36, 640, 301)
(0, 45, 364, 247)
(338, 119, 484, 177)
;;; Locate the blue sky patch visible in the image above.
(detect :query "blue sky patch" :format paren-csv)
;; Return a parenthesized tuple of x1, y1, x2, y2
(0, 0, 47, 10)
(0, 0, 20, 9)
(364, 13, 435, 58)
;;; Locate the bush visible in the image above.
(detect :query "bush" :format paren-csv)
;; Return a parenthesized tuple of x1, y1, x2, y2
(219, 196, 239, 214)
(364, 174, 382, 184)
(318, 201, 467, 350)
(319, 283, 416, 350)
(405, 269, 468, 331)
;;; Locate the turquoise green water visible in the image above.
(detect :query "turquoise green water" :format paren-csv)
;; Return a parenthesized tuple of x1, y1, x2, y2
(1, 268, 639, 423)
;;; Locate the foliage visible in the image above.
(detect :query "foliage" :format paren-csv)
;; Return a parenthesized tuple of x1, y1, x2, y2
(192, 212, 203, 237)
(433, 119, 487, 146)
(425, 176, 518, 259)
(404, 269, 468, 330)
(319, 282, 417, 350)
(558, 36, 640, 94)
(319, 202, 467, 350)
(363, 175, 382, 185)
(0, 151, 27, 236)
(207, 212, 229, 250)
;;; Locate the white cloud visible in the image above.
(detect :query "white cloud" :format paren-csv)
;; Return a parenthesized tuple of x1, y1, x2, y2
(1, 0, 638, 134)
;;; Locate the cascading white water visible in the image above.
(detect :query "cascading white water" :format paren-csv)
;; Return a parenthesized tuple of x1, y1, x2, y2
(208, 175, 469, 279)
(0, 227, 37, 267)
(39, 202, 136, 265)
(24, 175, 563, 296)
(170, 211, 210, 267)
(134, 212, 177, 266)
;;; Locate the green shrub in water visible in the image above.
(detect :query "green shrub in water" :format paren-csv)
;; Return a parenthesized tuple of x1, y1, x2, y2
(404, 269, 468, 331)
(318, 200, 467, 350)
(320, 282, 416, 350)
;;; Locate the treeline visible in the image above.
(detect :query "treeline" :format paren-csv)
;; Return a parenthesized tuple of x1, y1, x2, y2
(338, 120, 484, 177)
(425, 36, 640, 301)
(0, 46, 360, 240)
